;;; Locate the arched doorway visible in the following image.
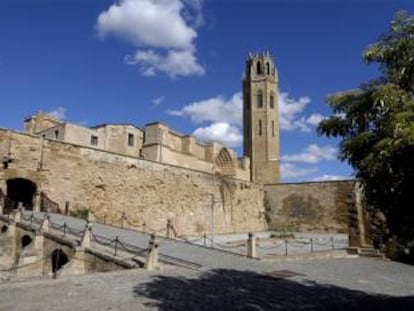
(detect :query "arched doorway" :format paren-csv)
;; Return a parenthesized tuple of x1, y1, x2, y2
(51, 249, 69, 275)
(6, 178, 37, 212)
(21, 235, 33, 248)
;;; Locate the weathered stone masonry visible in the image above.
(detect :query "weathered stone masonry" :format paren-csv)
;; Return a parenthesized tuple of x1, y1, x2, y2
(0, 129, 267, 236)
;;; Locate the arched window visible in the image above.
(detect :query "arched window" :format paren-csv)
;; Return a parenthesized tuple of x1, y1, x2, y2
(270, 93, 275, 109)
(272, 120, 275, 137)
(266, 62, 270, 75)
(256, 61, 263, 75)
(257, 91, 263, 108)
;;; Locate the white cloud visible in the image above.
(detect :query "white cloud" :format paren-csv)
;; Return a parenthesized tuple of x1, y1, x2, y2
(192, 122, 242, 148)
(125, 49, 204, 78)
(47, 107, 67, 120)
(169, 91, 323, 131)
(282, 144, 337, 163)
(96, 0, 204, 78)
(281, 163, 318, 179)
(279, 92, 315, 132)
(168, 92, 242, 125)
(312, 174, 351, 181)
(152, 96, 165, 107)
(306, 113, 326, 126)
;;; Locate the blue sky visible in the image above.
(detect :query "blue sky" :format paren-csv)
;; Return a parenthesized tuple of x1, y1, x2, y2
(1, 0, 413, 182)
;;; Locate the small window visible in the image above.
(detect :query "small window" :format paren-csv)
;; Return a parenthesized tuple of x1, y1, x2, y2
(272, 120, 275, 137)
(54, 130, 59, 139)
(91, 135, 98, 146)
(266, 62, 270, 75)
(270, 94, 275, 109)
(128, 133, 134, 146)
(258, 120, 262, 136)
(257, 92, 263, 108)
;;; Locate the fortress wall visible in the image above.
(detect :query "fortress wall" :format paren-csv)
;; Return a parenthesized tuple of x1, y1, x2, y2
(264, 180, 354, 233)
(0, 129, 266, 235)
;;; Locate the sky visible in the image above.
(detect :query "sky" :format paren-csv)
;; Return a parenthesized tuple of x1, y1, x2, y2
(1, 0, 413, 182)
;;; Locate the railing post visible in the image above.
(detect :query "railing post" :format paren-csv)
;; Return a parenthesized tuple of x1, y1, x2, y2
(331, 236, 335, 250)
(14, 204, 23, 223)
(143, 222, 146, 233)
(203, 233, 207, 247)
(285, 239, 288, 256)
(114, 236, 119, 256)
(39, 215, 50, 233)
(80, 222, 92, 249)
(121, 212, 125, 228)
(166, 219, 173, 239)
(310, 238, 314, 253)
(63, 222, 67, 237)
(247, 232, 256, 258)
(145, 234, 160, 270)
(103, 214, 107, 224)
(65, 201, 69, 215)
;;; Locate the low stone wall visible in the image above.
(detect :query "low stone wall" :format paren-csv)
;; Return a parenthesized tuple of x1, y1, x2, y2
(264, 180, 354, 233)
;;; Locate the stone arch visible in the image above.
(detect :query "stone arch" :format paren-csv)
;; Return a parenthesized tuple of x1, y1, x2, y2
(21, 235, 33, 248)
(214, 148, 235, 177)
(6, 178, 37, 212)
(51, 249, 69, 274)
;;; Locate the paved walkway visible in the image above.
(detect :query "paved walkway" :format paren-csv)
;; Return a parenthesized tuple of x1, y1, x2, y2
(1, 258, 413, 310)
(24, 212, 273, 271)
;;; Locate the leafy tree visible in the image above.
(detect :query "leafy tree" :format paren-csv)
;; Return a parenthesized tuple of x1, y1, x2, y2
(318, 11, 414, 250)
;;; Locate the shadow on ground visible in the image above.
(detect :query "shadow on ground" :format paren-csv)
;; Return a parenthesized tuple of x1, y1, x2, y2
(133, 269, 414, 310)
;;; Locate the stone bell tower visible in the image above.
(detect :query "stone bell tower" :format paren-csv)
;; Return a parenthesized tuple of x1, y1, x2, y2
(243, 51, 280, 184)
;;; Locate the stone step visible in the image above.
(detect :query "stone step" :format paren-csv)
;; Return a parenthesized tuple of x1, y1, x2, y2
(346, 247, 386, 259)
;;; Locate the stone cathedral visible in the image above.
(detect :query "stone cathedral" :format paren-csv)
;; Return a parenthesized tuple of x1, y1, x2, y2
(0, 52, 354, 238)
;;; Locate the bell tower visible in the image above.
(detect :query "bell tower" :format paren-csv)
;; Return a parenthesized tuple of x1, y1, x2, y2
(243, 52, 280, 184)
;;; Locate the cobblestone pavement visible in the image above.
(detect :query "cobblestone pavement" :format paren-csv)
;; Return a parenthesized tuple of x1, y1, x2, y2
(0, 258, 413, 311)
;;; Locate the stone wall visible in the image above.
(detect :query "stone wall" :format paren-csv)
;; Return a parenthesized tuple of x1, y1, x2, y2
(264, 180, 354, 233)
(0, 129, 266, 236)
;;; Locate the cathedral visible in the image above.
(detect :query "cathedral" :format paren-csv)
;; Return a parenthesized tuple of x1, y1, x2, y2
(23, 52, 281, 184)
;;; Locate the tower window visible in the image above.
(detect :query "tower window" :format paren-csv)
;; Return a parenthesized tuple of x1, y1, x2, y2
(257, 91, 263, 108)
(258, 120, 262, 136)
(90, 135, 98, 146)
(128, 133, 134, 146)
(256, 61, 263, 75)
(266, 62, 270, 75)
(270, 94, 275, 109)
(272, 120, 275, 137)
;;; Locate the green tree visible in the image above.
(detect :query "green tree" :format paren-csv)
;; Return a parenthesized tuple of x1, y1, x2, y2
(318, 11, 414, 250)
